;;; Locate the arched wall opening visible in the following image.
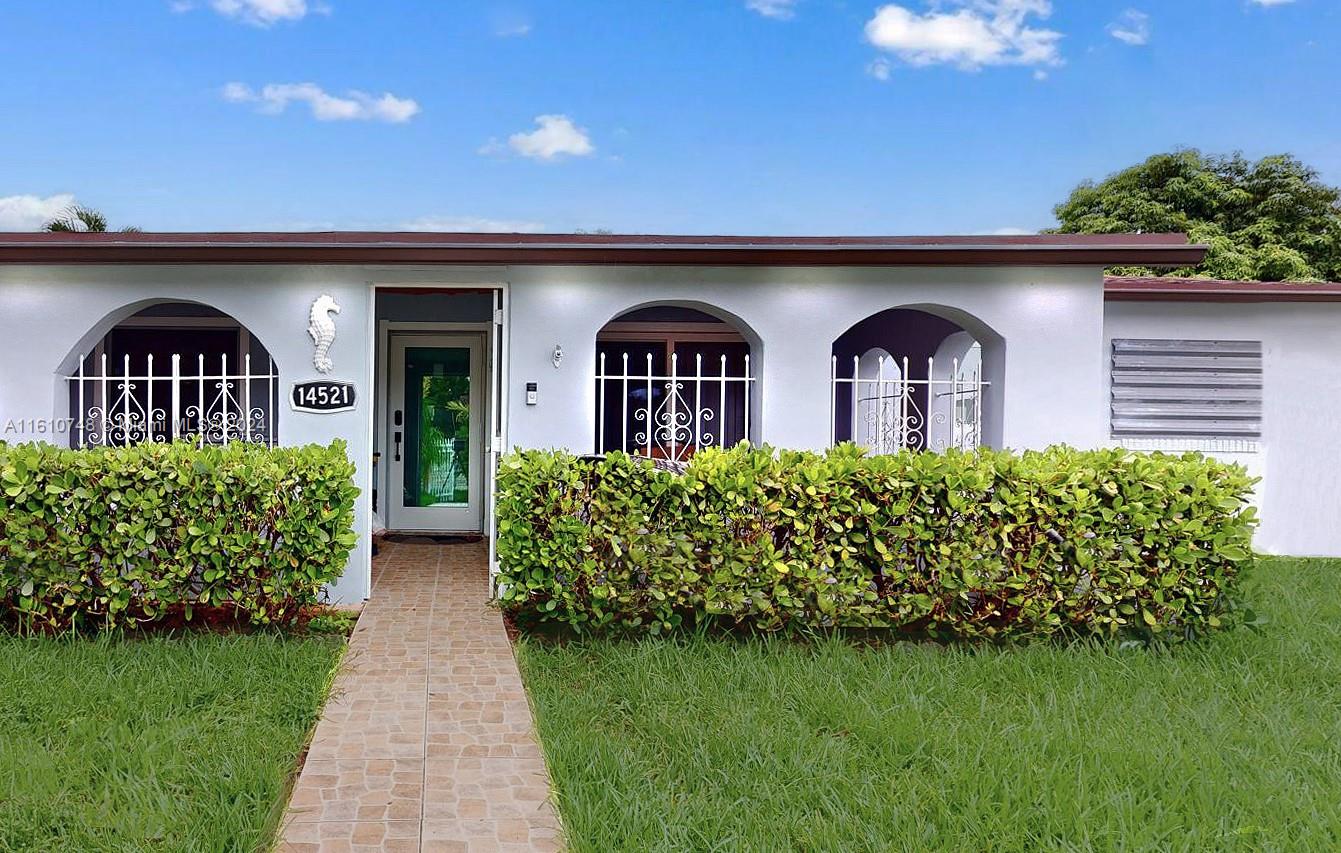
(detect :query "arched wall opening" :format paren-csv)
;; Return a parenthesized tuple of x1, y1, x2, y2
(831, 306, 1003, 452)
(62, 300, 280, 448)
(594, 302, 760, 460)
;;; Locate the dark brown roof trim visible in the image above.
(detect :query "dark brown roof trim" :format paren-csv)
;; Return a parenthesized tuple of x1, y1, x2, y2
(0, 231, 1206, 267)
(1105, 276, 1341, 303)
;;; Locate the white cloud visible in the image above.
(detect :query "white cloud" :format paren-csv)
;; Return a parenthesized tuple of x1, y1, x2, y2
(1249, 0, 1294, 6)
(0, 193, 77, 231)
(210, 0, 314, 26)
(1107, 9, 1150, 45)
(864, 0, 1062, 71)
(503, 115, 595, 161)
(747, 0, 798, 19)
(987, 226, 1035, 235)
(867, 57, 893, 80)
(398, 216, 547, 233)
(222, 82, 420, 123)
(220, 82, 253, 102)
(491, 11, 533, 37)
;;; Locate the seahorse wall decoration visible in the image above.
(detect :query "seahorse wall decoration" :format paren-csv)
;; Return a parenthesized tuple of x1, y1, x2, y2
(308, 293, 341, 374)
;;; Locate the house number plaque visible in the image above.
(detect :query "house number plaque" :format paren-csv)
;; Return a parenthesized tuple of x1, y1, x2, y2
(291, 381, 357, 414)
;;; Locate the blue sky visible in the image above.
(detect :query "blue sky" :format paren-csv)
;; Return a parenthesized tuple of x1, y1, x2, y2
(1, 0, 1337, 235)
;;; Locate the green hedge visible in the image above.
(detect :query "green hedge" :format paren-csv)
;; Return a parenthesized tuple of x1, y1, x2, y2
(0, 440, 359, 631)
(495, 445, 1258, 641)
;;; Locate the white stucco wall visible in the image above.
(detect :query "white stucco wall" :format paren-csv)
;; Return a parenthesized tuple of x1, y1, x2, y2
(0, 264, 377, 604)
(504, 265, 1109, 453)
(1103, 300, 1341, 557)
(0, 261, 1116, 603)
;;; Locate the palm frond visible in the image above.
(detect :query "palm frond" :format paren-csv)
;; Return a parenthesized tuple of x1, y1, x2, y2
(43, 205, 109, 233)
(75, 206, 108, 231)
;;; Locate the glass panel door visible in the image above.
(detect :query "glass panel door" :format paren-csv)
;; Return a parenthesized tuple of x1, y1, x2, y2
(388, 334, 483, 531)
(403, 346, 471, 508)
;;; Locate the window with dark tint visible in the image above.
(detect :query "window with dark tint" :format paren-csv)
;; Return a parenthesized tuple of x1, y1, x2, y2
(595, 340, 750, 456)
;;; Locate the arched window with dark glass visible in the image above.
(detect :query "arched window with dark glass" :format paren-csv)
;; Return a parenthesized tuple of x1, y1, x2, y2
(594, 306, 755, 461)
(64, 302, 279, 448)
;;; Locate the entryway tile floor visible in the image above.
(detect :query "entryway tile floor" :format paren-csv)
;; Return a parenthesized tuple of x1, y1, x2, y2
(277, 541, 563, 852)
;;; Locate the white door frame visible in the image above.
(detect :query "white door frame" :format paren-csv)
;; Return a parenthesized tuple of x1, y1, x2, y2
(368, 282, 509, 580)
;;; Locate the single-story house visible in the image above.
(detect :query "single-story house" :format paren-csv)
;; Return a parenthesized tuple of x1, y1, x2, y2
(0, 231, 1336, 604)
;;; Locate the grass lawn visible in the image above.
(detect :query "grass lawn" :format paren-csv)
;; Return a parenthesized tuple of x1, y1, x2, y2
(519, 558, 1341, 852)
(0, 633, 343, 853)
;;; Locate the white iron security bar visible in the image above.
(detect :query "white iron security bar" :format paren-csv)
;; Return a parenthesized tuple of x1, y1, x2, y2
(830, 354, 988, 453)
(65, 352, 278, 448)
(596, 351, 754, 462)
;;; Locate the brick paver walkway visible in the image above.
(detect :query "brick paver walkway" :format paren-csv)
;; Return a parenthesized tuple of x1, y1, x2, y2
(278, 541, 563, 852)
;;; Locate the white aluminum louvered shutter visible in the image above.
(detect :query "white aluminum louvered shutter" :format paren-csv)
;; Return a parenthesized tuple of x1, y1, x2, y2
(1110, 339, 1262, 439)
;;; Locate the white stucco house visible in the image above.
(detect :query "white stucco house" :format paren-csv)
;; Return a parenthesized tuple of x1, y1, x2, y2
(0, 231, 1337, 604)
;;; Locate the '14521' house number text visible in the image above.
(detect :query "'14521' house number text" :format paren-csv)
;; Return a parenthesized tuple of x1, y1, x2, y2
(291, 381, 357, 413)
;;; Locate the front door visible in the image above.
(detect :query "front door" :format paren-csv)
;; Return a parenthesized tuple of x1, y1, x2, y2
(388, 334, 484, 532)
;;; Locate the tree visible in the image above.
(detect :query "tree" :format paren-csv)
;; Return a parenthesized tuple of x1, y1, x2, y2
(1051, 150, 1341, 281)
(43, 205, 140, 233)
